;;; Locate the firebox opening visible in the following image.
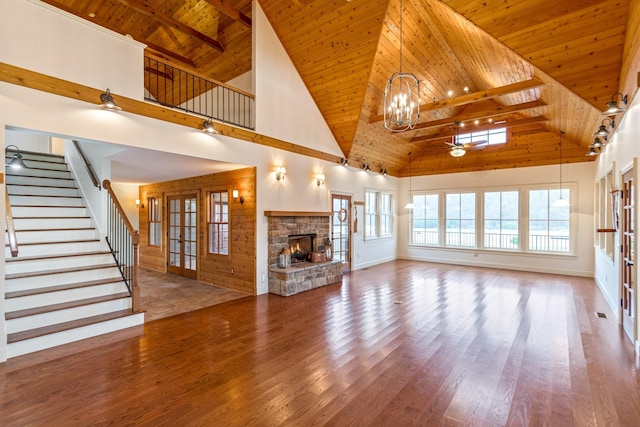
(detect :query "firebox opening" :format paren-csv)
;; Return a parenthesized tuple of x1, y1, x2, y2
(288, 233, 316, 263)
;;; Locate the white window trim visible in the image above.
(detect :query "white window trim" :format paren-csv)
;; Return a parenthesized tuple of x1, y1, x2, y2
(365, 188, 395, 240)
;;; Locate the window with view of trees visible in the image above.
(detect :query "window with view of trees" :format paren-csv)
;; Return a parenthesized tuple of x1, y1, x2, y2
(365, 190, 394, 239)
(208, 191, 229, 255)
(529, 189, 570, 252)
(411, 194, 439, 245)
(148, 197, 161, 246)
(446, 193, 476, 247)
(484, 191, 519, 249)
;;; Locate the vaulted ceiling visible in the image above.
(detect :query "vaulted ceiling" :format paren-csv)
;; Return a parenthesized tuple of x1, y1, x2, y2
(43, 0, 631, 177)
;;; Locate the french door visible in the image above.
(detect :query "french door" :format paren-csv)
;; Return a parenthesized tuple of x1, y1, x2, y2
(167, 194, 198, 279)
(621, 168, 635, 341)
(331, 194, 351, 272)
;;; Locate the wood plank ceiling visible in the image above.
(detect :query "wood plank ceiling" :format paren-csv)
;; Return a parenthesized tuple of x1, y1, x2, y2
(42, 0, 630, 177)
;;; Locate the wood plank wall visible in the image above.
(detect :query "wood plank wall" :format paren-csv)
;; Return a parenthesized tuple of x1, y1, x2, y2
(138, 167, 257, 294)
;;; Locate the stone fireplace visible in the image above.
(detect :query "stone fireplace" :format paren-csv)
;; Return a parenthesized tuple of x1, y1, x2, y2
(266, 211, 343, 296)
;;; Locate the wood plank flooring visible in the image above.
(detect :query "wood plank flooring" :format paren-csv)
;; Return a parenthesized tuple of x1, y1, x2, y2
(1, 260, 640, 426)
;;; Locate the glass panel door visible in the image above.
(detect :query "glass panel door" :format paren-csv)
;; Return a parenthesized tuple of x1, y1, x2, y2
(167, 194, 198, 279)
(622, 169, 634, 341)
(332, 194, 351, 272)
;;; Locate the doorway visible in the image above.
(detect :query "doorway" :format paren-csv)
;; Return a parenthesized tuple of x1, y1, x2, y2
(331, 193, 351, 272)
(621, 168, 635, 341)
(167, 194, 198, 279)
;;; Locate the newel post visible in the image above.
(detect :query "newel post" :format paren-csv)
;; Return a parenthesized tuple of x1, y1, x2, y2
(132, 230, 140, 313)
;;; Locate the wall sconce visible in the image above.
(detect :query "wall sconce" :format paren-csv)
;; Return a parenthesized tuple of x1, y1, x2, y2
(601, 92, 628, 115)
(99, 88, 122, 111)
(232, 189, 244, 204)
(202, 118, 219, 134)
(593, 118, 614, 139)
(135, 199, 144, 208)
(585, 145, 600, 156)
(315, 173, 325, 186)
(340, 158, 349, 166)
(380, 168, 388, 176)
(362, 163, 370, 172)
(5, 145, 28, 169)
(275, 166, 286, 181)
(591, 137, 604, 149)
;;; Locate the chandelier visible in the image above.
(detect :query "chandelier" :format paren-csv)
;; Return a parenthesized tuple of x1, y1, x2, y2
(383, 0, 420, 132)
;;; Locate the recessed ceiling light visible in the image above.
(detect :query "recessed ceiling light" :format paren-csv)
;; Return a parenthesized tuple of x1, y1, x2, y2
(89, 12, 96, 18)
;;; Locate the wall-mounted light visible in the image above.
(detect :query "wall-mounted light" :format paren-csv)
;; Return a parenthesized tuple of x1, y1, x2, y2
(340, 158, 349, 166)
(380, 168, 388, 176)
(202, 118, 219, 134)
(316, 173, 325, 186)
(5, 145, 28, 169)
(135, 199, 144, 209)
(592, 137, 604, 149)
(275, 166, 286, 181)
(99, 88, 121, 111)
(362, 163, 370, 172)
(585, 146, 600, 156)
(601, 92, 628, 115)
(593, 118, 614, 139)
(232, 189, 244, 204)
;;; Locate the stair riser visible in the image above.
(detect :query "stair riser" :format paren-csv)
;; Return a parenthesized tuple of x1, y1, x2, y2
(6, 176, 76, 188)
(11, 206, 88, 218)
(5, 281, 128, 311)
(13, 217, 92, 230)
(5, 254, 115, 275)
(8, 186, 79, 197)
(9, 195, 83, 207)
(6, 298, 132, 334)
(7, 168, 71, 179)
(6, 268, 123, 292)
(12, 229, 97, 244)
(6, 312, 145, 359)
(5, 240, 102, 258)
(6, 153, 65, 163)
(12, 161, 69, 172)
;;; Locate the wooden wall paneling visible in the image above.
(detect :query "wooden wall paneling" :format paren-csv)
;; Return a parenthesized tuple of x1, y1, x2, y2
(620, 1, 640, 104)
(139, 167, 257, 294)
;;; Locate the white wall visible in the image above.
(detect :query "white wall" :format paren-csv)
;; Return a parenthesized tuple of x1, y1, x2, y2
(5, 128, 51, 153)
(593, 91, 640, 319)
(397, 162, 596, 277)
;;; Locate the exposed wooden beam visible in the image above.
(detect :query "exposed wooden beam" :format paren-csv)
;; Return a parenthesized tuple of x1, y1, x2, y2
(116, 0, 225, 53)
(410, 116, 549, 143)
(145, 45, 196, 68)
(408, 100, 547, 132)
(370, 78, 544, 123)
(202, 0, 252, 29)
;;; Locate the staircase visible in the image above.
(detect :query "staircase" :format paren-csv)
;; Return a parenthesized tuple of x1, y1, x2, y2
(4, 150, 144, 358)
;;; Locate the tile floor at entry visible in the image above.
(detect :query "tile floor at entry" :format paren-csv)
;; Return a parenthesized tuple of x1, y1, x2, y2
(138, 267, 249, 321)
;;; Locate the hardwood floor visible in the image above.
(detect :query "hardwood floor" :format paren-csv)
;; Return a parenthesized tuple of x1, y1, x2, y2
(1, 260, 640, 426)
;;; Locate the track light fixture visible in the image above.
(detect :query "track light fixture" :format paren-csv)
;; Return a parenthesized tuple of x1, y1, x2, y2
(202, 118, 219, 134)
(601, 92, 628, 115)
(340, 158, 349, 166)
(585, 146, 600, 156)
(380, 168, 388, 176)
(99, 88, 121, 111)
(362, 163, 370, 172)
(5, 145, 28, 169)
(591, 137, 604, 149)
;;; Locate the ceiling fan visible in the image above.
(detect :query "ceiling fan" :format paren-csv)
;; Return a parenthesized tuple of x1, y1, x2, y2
(444, 121, 486, 157)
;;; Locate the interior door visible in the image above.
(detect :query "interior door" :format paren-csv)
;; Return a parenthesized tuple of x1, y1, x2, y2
(167, 194, 198, 279)
(621, 169, 635, 341)
(331, 194, 351, 272)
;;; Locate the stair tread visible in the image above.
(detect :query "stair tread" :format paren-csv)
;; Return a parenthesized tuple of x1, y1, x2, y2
(6, 277, 125, 299)
(6, 149, 64, 159)
(6, 292, 131, 320)
(5, 239, 99, 248)
(9, 194, 82, 199)
(15, 227, 95, 232)
(5, 263, 118, 280)
(7, 183, 77, 189)
(5, 251, 111, 263)
(13, 216, 90, 219)
(7, 309, 135, 343)
(6, 175, 73, 181)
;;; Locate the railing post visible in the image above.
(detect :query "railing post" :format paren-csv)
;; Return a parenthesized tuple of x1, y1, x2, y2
(132, 230, 140, 313)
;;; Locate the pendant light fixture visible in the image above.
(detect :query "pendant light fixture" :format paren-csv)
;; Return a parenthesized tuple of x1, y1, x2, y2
(405, 151, 414, 209)
(553, 131, 570, 207)
(383, 0, 420, 132)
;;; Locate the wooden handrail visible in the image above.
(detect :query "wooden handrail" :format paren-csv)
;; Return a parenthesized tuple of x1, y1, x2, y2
(5, 191, 18, 257)
(73, 140, 101, 190)
(103, 179, 140, 313)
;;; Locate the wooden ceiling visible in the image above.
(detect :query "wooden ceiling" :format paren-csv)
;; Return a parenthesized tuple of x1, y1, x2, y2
(43, 0, 631, 176)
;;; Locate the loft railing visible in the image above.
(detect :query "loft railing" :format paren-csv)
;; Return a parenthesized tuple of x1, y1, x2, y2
(144, 56, 255, 130)
(73, 140, 101, 190)
(5, 191, 18, 257)
(103, 180, 140, 313)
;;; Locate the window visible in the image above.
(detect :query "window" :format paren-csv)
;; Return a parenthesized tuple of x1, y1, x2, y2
(411, 193, 439, 245)
(208, 191, 229, 255)
(365, 190, 394, 239)
(446, 193, 476, 247)
(148, 197, 161, 246)
(457, 127, 507, 147)
(484, 191, 519, 249)
(528, 189, 570, 252)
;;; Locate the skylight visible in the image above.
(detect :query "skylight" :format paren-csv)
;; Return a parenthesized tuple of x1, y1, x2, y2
(457, 127, 507, 146)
